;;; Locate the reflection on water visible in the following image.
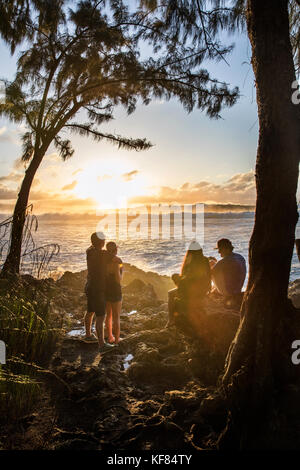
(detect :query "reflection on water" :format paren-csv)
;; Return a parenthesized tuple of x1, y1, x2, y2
(67, 327, 85, 337)
(128, 310, 137, 316)
(123, 354, 134, 370)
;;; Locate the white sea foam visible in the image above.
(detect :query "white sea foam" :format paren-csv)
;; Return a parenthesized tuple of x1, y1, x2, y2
(1, 212, 300, 282)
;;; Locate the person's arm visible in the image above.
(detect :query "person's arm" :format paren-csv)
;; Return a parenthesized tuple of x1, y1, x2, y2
(115, 257, 123, 279)
(171, 273, 181, 286)
(205, 258, 212, 292)
(211, 258, 222, 274)
(113, 257, 122, 283)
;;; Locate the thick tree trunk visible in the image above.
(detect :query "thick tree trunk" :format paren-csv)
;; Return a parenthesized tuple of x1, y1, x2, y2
(1, 151, 44, 276)
(219, 0, 300, 449)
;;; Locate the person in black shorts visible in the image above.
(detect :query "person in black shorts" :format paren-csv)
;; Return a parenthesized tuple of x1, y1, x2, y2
(84, 232, 114, 353)
(104, 241, 123, 345)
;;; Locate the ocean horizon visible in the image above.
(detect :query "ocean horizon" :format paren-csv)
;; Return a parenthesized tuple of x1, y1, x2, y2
(1, 208, 299, 285)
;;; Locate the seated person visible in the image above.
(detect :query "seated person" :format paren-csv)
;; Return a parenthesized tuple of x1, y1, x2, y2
(166, 241, 211, 328)
(210, 238, 246, 309)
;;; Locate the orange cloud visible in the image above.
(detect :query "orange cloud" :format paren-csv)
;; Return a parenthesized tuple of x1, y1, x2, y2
(129, 171, 256, 205)
(72, 168, 83, 176)
(0, 185, 17, 199)
(0, 170, 256, 215)
(0, 171, 23, 185)
(62, 180, 78, 191)
(122, 170, 139, 181)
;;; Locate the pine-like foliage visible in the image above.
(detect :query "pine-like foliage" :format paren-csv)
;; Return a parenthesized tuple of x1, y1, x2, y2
(0, 0, 240, 167)
(289, 0, 300, 74)
(0, 0, 66, 54)
(137, 0, 300, 76)
(0, 0, 242, 275)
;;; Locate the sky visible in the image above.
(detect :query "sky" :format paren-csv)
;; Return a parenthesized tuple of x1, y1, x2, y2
(0, 27, 261, 214)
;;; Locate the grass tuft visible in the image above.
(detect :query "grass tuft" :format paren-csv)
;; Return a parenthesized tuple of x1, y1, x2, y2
(0, 278, 62, 423)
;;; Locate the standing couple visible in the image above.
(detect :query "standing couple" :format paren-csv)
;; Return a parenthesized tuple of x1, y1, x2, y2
(83, 231, 123, 353)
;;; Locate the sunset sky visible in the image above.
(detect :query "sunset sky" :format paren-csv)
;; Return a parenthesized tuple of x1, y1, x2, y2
(0, 30, 262, 214)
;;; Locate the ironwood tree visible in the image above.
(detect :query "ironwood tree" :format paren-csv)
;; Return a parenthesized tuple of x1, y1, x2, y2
(221, 0, 300, 449)
(0, 0, 238, 275)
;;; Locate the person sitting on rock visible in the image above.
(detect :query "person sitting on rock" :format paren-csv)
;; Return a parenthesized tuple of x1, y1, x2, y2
(166, 241, 211, 328)
(210, 238, 246, 309)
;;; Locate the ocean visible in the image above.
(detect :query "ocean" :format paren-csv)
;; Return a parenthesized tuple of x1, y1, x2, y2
(3, 211, 298, 285)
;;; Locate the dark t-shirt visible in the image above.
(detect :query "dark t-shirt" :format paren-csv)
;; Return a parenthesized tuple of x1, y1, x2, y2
(212, 252, 246, 295)
(86, 246, 108, 291)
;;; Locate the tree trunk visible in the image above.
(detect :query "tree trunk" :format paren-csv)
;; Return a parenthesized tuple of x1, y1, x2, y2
(1, 151, 44, 276)
(219, 0, 300, 449)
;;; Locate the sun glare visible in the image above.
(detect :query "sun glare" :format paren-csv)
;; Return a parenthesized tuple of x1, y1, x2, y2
(74, 162, 149, 209)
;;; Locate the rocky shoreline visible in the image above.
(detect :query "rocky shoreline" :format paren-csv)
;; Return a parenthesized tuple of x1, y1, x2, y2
(2, 266, 300, 450)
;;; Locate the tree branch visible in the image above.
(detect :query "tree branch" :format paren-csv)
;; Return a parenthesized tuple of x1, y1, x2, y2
(65, 123, 152, 151)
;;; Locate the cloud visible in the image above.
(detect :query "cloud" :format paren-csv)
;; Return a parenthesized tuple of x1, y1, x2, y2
(122, 170, 139, 181)
(0, 185, 17, 199)
(0, 168, 256, 215)
(72, 168, 83, 176)
(39, 163, 61, 179)
(129, 171, 256, 205)
(27, 194, 97, 214)
(31, 178, 41, 188)
(62, 180, 77, 191)
(45, 153, 60, 162)
(97, 174, 113, 182)
(0, 126, 22, 144)
(0, 193, 98, 215)
(13, 158, 25, 170)
(28, 190, 55, 200)
(0, 127, 13, 143)
(0, 171, 23, 185)
(0, 202, 14, 212)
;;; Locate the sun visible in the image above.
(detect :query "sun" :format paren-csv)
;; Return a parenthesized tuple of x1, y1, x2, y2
(73, 162, 149, 209)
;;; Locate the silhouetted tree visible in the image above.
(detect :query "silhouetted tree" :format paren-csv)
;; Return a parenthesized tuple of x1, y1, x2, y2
(0, 0, 238, 275)
(221, 0, 300, 449)
(140, 0, 300, 449)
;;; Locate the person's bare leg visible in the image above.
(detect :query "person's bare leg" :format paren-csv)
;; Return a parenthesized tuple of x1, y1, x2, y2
(84, 311, 94, 337)
(112, 301, 122, 343)
(95, 315, 105, 347)
(105, 302, 115, 343)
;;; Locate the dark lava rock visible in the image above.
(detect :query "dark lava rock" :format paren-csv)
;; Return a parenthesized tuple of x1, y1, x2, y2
(117, 419, 193, 451)
(199, 393, 227, 430)
(123, 279, 161, 309)
(56, 270, 86, 291)
(123, 278, 149, 294)
(190, 422, 214, 448)
(53, 438, 100, 450)
(164, 388, 206, 410)
(127, 356, 191, 387)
